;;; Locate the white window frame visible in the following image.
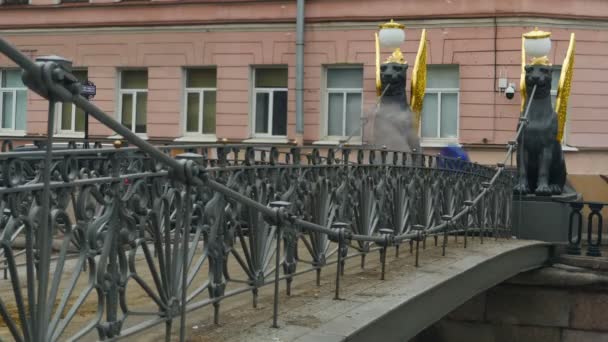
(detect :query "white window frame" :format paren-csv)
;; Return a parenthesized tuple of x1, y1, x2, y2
(421, 87, 460, 146)
(322, 66, 363, 142)
(251, 68, 288, 138)
(182, 69, 217, 138)
(117, 70, 147, 135)
(55, 70, 87, 137)
(0, 69, 27, 135)
(55, 102, 85, 137)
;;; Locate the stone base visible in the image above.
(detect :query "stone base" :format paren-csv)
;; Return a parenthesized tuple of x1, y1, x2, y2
(413, 263, 608, 342)
(512, 189, 582, 242)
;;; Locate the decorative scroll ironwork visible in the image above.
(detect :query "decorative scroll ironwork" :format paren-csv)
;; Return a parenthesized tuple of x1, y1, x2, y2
(0, 37, 516, 341)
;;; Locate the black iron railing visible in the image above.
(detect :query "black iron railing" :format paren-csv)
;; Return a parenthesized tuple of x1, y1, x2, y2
(567, 201, 606, 257)
(0, 36, 518, 341)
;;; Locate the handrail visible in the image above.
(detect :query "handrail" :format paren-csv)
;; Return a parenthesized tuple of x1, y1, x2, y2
(0, 36, 518, 342)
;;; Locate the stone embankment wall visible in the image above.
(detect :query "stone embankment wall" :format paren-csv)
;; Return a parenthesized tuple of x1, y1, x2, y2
(413, 261, 608, 342)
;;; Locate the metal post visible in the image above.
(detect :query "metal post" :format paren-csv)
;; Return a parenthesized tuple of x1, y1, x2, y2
(37, 98, 56, 342)
(84, 111, 89, 148)
(379, 229, 393, 280)
(441, 216, 452, 257)
(464, 200, 474, 249)
(179, 186, 192, 342)
(269, 201, 290, 329)
(586, 203, 603, 257)
(272, 224, 281, 328)
(481, 182, 491, 244)
(331, 222, 349, 300)
(334, 229, 343, 300)
(80, 80, 95, 148)
(567, 202, 584, 255)
(413, 225, 424, 267)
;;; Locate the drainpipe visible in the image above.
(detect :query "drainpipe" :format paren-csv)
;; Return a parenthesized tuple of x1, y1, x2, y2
(295, 0, 305, 135)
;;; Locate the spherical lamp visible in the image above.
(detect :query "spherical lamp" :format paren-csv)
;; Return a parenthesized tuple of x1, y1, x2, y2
(523, 27, 552, 62)
(378, 19, 406, 49)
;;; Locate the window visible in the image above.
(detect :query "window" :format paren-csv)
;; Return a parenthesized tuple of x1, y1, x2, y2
(325, 67, 363, 138)
(0, 69, 27, 132)
(184, 68, 216, 135)
(550, 66, 561, 108)
(252, 67, 287, 136)
(57, 70, 87, 135)
(119, 70, 147, 134)
(3, 0, 29, 5)
(421, 65, 459, 142)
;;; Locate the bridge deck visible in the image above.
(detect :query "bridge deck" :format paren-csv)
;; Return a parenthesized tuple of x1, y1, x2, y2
(176, 238, 550, 342)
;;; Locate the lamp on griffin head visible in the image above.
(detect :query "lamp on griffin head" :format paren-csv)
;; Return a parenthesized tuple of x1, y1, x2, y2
(523, 27, 552, 65)
(376, 20, 407, 73)
(379, 19, 406, 50)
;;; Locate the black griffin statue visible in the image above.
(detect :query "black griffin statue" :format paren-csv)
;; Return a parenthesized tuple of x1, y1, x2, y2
(514, 64, 567, 196)
(373, 62, 420, 152)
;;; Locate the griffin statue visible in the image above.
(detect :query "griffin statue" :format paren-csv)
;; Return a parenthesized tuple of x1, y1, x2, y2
(372, 21, 427, 152)
(514, 28, 575, 196)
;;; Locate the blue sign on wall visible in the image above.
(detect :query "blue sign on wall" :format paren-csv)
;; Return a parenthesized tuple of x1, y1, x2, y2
(81, 81, 96, 98)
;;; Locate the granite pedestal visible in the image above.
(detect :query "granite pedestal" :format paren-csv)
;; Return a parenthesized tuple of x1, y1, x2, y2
(512, 185, 581, 243)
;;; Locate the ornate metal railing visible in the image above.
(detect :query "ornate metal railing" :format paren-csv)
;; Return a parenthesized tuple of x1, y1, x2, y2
(566, 201, 606, 257)
(0, 37, 514, 341)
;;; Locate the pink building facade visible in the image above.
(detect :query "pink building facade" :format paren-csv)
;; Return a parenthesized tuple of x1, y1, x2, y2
(0, 0, 607, 174)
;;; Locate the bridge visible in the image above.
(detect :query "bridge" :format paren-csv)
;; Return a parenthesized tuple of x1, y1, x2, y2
(0, 37, 566, 342)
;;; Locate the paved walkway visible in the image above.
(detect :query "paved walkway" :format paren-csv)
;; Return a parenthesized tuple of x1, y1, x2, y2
(182, 238, 550, 342)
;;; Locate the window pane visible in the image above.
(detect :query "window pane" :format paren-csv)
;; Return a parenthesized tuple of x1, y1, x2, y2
(61, 102, 72, 130)
(440, 93, 458, 138)
(135, 92, 147, 133)
(186, 92, 200, 133)
(2, 92, 13, 129)
(327, 93, 344, 136)
(551, 66, 561, 91)
(3, 70, 24, 88)
(255, 68, 288, 88)
(15, 90, 26, 130)
(255, 92, 270, 134)
(73, 70, 88, 83)
(203, 91, 216, 134)
(272, 90, 287, 136)
(345, 93, 361, 136)
(121, 93, 133, 129)
(427, 65, 459, 89)
(421, 93, 438, 138)
(551, 66, 561, 107)
(75, 106, 85, 132)
(327, 68, 363, 89)
(121, 70, 148, 89)
(187, 68, 217, 88)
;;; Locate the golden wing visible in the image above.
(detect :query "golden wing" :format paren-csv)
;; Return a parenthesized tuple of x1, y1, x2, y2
(520, 35, 527, 113)
(375, 32, 381, 97)
(555, 33, 575, 143)
(410, 29, 427, 130)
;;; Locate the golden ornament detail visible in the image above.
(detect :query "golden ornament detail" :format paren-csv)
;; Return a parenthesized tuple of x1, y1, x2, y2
(379, 19, 405, 30)
(523, 27, 551, 39)
(410, 29, 427, 130)
(384, 48, 406, 64)
(556, 33, 575, 143)
(530, 56, 551, 66)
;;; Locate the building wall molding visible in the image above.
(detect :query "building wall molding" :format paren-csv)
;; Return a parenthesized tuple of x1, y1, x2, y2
(2, 17, 608, 36)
